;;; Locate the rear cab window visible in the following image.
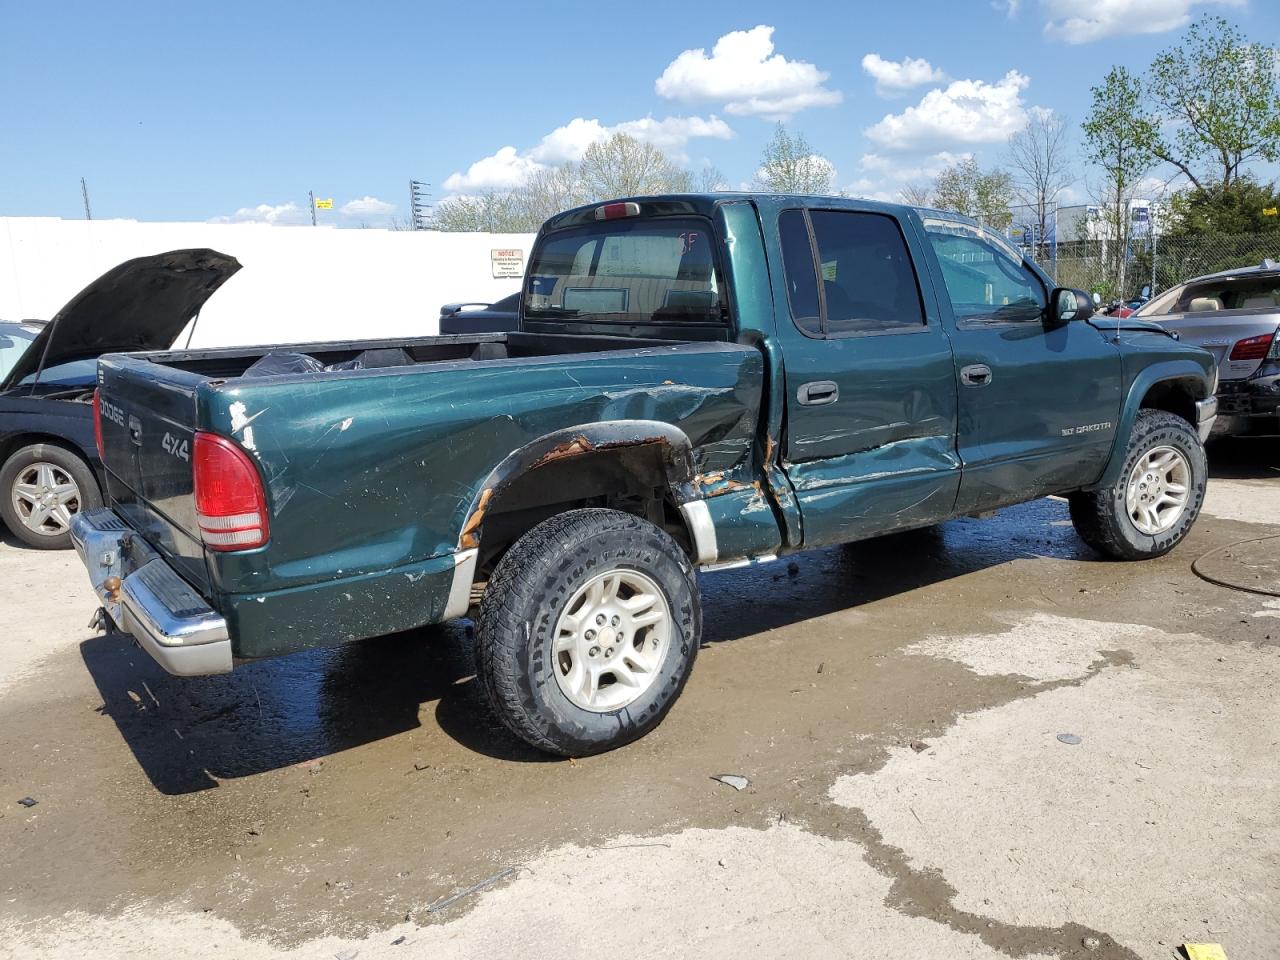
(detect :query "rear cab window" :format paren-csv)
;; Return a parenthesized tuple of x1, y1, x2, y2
(778, 208, 927, 337)
(524, 217, 726, 332)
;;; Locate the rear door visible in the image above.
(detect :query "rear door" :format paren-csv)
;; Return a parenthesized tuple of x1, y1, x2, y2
(915, 215, 1121, 514)
(772, 205, 960, 547)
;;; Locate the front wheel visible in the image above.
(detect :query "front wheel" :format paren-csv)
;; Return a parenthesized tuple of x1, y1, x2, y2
(474, 508, 701, 756)
(1068, 410, 1206, 560)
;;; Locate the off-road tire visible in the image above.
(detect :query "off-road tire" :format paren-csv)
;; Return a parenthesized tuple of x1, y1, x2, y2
(1068, 410, 1206, 560)
(475, 508, 701, 756)
(0, 443, 101, 550)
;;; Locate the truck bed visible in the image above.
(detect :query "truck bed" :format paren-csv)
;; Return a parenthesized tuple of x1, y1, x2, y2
(96, 330, 766, 658)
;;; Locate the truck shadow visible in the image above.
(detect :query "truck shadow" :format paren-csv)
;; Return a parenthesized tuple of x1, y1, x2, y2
(79, 498, 1100, 791)
(1207, 436, 1280, 481)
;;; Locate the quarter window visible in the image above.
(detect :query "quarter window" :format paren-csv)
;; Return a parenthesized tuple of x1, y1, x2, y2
(778, 209, 926, 337)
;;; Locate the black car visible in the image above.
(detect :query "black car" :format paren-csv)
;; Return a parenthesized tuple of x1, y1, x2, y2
(438, 292, 520, 334)
(0, 249, 239, 548)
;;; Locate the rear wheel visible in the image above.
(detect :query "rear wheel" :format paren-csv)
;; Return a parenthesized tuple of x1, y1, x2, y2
(0, 444, 101, 549)
(474, 508, 701, 756)
(1068, 410, 1206, 560)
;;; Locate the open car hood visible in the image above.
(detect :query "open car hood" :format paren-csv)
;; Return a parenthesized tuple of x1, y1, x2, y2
(1, 249, 241, 390)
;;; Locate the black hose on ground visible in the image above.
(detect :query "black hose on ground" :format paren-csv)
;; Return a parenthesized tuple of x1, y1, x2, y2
(1190, 534, 1280, 598)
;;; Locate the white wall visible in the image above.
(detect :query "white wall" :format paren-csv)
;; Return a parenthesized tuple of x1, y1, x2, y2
(0, 217, 537, 348)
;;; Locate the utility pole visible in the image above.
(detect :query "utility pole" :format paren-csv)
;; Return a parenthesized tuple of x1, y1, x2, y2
(308, 190, 317, 227)
(409, 180, 431, 230)
(80, 177, 92, 220)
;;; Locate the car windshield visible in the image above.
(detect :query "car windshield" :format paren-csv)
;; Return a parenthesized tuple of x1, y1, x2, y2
(1138, 274, 1280, 316)
(524, 217, 724, 325)
(0, 324, 39, 382)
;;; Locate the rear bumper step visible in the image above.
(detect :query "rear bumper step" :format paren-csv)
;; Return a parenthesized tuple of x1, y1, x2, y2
(70, 509, 232, 676)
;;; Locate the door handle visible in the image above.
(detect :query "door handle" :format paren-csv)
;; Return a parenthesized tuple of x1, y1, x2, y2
(797, 380, 839, 405)
(960, 364, 992, 387)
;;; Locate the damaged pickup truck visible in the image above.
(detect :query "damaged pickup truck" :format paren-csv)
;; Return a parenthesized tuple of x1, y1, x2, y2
(71, 195, 1219, 755)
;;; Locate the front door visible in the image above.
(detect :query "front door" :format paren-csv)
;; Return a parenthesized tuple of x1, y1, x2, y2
(914, 214, 1122, 514)
(774, 206, 960, 547)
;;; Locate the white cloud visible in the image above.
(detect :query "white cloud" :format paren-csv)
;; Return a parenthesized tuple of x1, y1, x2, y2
(442, 115, 733, 194)
(209, 202, 309, 225)
(850, 151, 973, 201)
(655, 25, 841, 119)
(993, 0, 1021, 17)
(337, 195, 396, 226)
(443, 146, 544, 193)
(860, 54, 946, 97)
(339, 196, 395, 219)
(865, 71, 1031, 151)
(1042, 0, 1243, 44)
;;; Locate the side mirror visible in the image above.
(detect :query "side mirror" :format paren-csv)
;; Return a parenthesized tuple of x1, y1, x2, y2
(1044, 288, 1095, 325)
(1049, 287, 1094, 324)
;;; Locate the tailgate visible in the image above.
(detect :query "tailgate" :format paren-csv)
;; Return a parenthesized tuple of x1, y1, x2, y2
(97, 357, 209, 591)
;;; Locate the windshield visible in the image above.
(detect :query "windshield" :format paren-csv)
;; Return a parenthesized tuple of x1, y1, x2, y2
(1137, 274, 1280, 317)
(0, 324, 39, 382)
(525, 217, 724, 326)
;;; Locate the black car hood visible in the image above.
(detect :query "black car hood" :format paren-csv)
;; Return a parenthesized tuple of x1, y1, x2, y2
(1, 249, 241, 390)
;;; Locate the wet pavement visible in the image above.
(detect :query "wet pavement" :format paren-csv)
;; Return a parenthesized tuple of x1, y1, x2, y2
(0, 438, 1277, 959)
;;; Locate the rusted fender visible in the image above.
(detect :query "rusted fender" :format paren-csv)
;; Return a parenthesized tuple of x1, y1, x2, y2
(457, 420, 698, 550)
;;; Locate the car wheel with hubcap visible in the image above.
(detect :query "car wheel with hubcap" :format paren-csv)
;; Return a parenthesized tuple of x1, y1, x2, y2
(475, 507, 700, 756)
(1069, 410, 1206, 560)
(0, 444, 102, 550)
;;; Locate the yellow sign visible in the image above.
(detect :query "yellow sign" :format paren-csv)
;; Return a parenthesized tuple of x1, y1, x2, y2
(1263, 206, 1278, 217)
(1184, 944, 1228, 960)
(314, 198, 334, 210)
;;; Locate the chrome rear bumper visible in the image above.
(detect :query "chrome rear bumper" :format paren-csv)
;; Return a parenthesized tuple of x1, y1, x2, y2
(70, 510, 232, 676)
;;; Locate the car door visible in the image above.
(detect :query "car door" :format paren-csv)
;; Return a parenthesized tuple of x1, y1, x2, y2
(773, 205, 961, 548)
(913, 214, 1122, 514)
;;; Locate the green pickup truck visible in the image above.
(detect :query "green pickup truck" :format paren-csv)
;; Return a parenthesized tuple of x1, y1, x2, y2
(71, 194, 1219, 756)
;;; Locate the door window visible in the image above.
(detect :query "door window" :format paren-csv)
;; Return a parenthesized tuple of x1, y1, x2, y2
(779, 209, 926, 337)
(922, 217, 1046, 325)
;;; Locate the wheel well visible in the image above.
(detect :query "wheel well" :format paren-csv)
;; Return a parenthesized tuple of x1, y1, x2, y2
(0, 433, 95, 471)
(472, 446, 695, 578)
(1139, 379, 1199, 427)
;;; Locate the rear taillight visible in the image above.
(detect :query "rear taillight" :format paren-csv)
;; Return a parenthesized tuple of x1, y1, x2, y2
(1230, 333, 1274, 361)
(193, 432, 269, 551)
(1269, 329, 1280, 361)
(92, 388, 105, 460)
(594, 201, 640, 220)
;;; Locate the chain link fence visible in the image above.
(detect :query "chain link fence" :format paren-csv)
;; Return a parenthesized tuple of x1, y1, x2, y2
(1031, 232, 1280, 302)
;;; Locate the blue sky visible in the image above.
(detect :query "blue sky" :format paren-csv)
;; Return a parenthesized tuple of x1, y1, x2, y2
(1, 0, 1275, 226)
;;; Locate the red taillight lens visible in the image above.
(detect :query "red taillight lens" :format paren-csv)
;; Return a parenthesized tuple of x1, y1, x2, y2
(92, 388, 105, 460)
(1230, 333, 1274, 361)
(193, 432, 269, 551)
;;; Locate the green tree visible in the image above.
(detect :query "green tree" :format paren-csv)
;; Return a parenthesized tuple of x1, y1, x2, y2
(754, 124, 835, 194)
(931, 157, 1014, 230)
(1082, 67, 1157, 292)
(1168, 178, 1280, 236)
(1143, 15, 1280, 193)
